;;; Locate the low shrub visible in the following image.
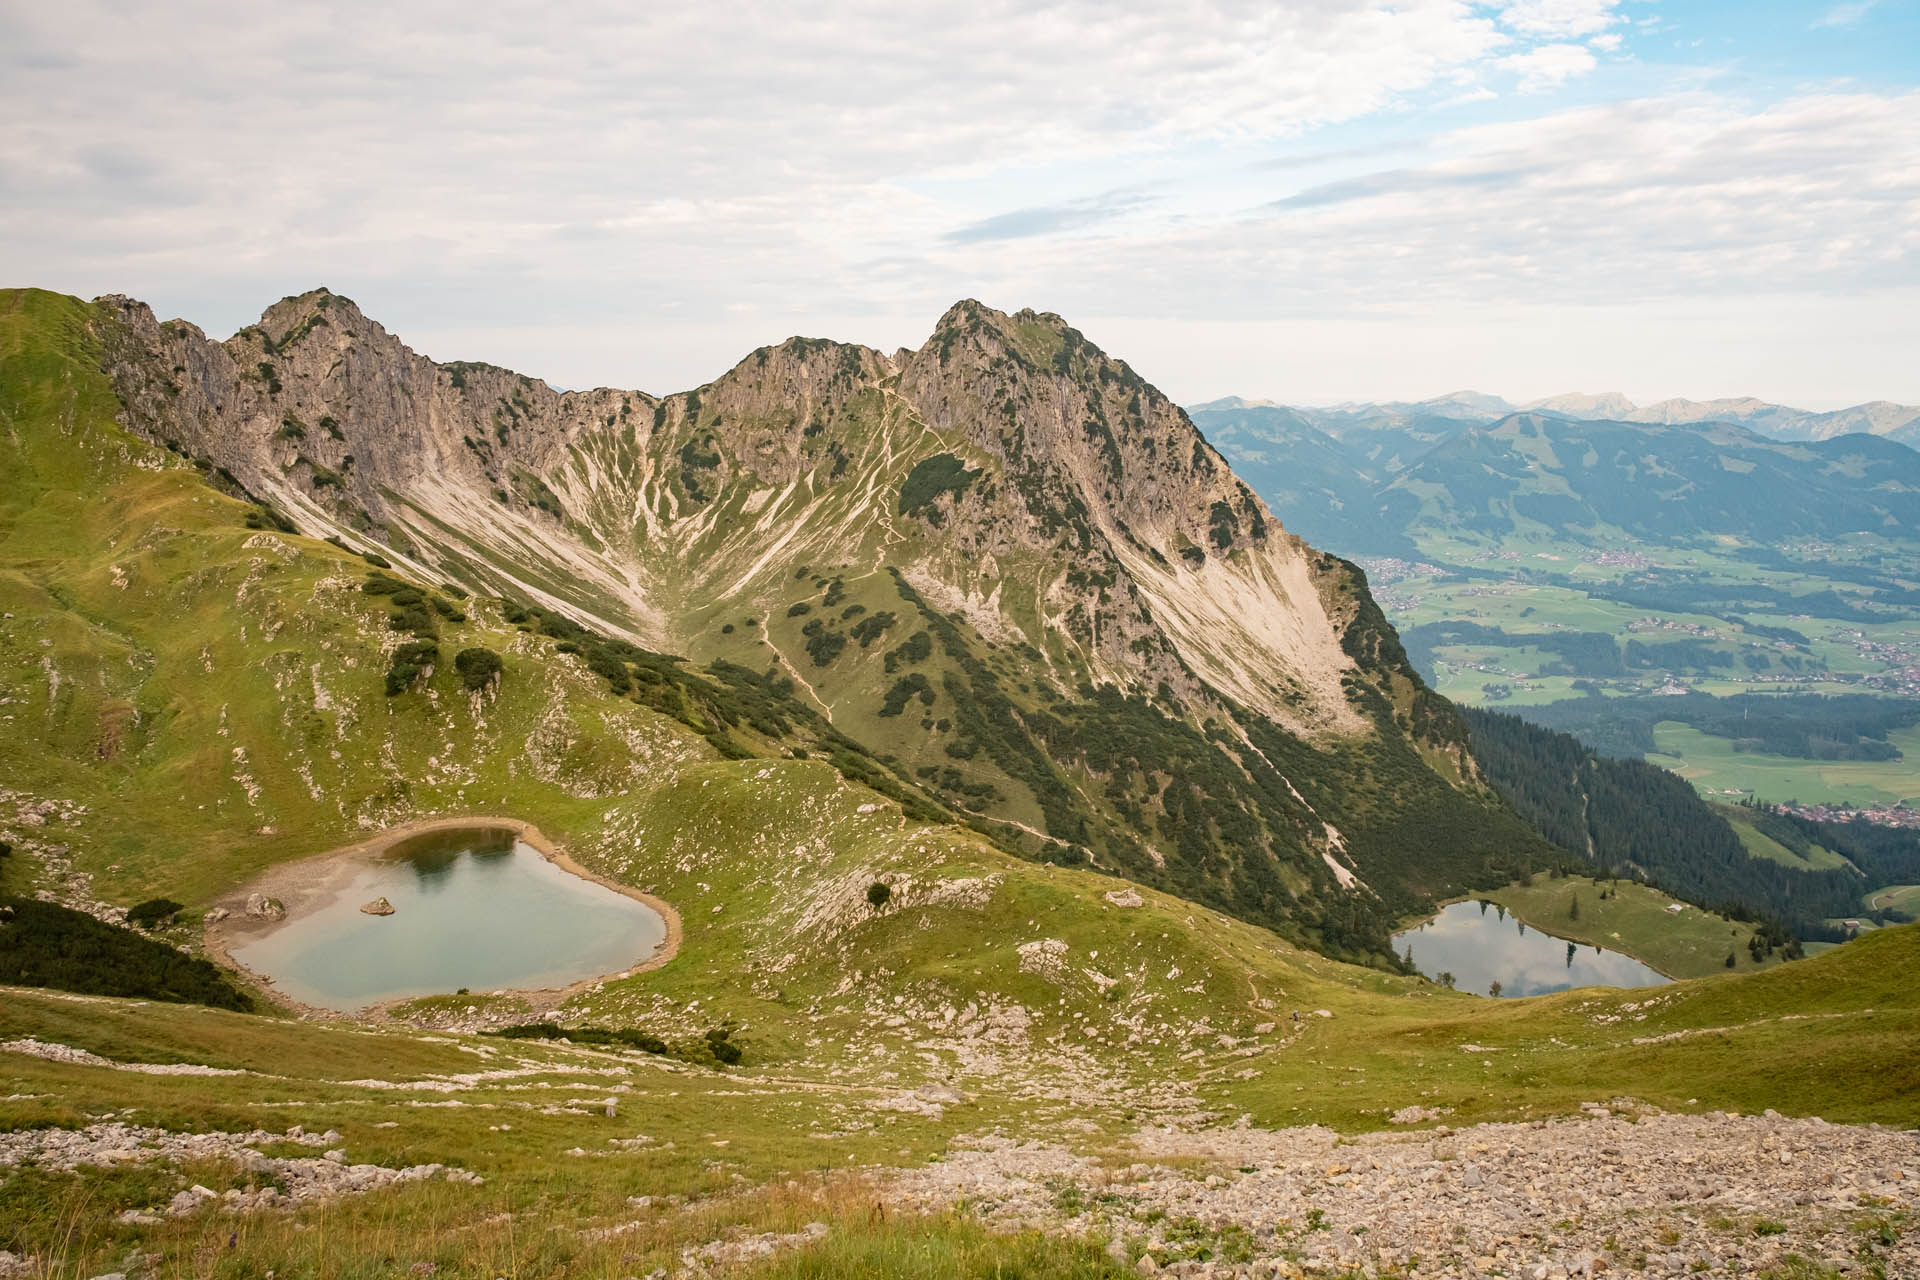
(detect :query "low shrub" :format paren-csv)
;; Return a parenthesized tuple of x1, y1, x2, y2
(491, 1023, 669, 1055)
(0, 897, 251, 1010)
(126, 898, 184, 929)
(385, 640, 441, 695)
(705, 1026, 743, 1065)
(453, 647, 503, 691)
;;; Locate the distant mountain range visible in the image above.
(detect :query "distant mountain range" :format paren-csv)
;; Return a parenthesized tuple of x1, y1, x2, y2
(1188, 393, 1920, 447)
(1188, 400, 1920, 558)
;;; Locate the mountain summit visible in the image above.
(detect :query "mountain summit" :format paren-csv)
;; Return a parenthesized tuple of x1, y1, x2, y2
(94, 289, 1551, 959)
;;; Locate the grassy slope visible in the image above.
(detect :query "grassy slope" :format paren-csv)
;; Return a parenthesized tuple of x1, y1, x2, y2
(1721, 805, 1853, 872)
(4, 924, 1918, 1275)
(1866, 883, 1920, 914)
(1480, 872, 1782, 979)
(5, 287, 1920, 1273)
(0, 289, 723, 912)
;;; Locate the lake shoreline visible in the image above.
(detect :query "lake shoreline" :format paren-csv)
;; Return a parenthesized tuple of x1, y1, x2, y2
(1395, 888, 1685, 983)
(1393, 895, 1676, 997)
(203, 815, 682, 1021)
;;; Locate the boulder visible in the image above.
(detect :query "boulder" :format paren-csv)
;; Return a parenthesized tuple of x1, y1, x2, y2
(244, 893, 285, 921)
(359, 897, 395, 916)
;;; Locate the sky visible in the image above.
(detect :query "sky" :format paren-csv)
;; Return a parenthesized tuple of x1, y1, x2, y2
(2, 0, 1916, 408)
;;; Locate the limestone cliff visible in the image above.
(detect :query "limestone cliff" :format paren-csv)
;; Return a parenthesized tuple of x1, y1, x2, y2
(96, 288, 1539, 962)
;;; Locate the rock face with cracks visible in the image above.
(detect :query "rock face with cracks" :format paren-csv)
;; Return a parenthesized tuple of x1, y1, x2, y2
(87, 286, 1548, 961)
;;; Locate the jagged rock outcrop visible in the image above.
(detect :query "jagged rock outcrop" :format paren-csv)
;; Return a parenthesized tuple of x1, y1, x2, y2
(92, 288, 1546, 961)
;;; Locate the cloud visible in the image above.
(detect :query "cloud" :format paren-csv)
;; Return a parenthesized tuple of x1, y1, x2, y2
(1500, 0, 1623, 39)
(1498, 42, 1598, 92)
(1267, 166, 1541, 210)
(0, 1, 1513, 348)
(1031, 91, 1920, 320)
(1813, 1, 1879, 28)
(1258, 140, 1430, 171)
(0, 2, 1912, 405)
(944, 192, 1153, 244)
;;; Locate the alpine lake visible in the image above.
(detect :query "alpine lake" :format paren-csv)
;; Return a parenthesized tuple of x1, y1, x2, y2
(230, 827, 668, 1012)
(1393, 898, 1671, 998)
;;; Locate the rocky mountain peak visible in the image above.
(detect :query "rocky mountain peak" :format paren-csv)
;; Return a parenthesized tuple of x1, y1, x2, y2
(85, 287, 1529, 957)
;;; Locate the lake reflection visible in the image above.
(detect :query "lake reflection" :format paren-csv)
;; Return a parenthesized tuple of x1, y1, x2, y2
(1393, 899, 1671, 997)
(232, 832, 666, 1011)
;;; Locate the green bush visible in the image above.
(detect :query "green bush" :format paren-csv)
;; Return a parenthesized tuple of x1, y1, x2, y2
(126, 898, 184, 929)
(705, 1026, 743, 1065)
(388, 606, 435, 637)
(0, 897, 251, 1010)
(879, 674, 934, 717)
(361, 550, 392, 569)
(801, 619, 846, 667)
(849, 610, 896, 648)
(866, 881, 891, 908)
(883, 631, 933, 674)
(898, 453, 976, 518)
(385, 640, 441, 695)
(243, 503, 295, 533)
(453, 647, 503, 691)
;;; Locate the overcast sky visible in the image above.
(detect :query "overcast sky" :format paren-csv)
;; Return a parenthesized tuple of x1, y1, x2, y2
(3, 0, 1915, 407)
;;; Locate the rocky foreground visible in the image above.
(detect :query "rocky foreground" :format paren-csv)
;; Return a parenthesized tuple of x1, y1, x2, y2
(0, 1078, 1913, 1279)
(887, 1101, 1918, 1279)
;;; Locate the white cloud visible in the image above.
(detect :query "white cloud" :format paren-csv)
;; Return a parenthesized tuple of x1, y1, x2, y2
(918, 89, 1920, 402)
(1813, 1, 1879, 28)
(0, 2, 1913, 405)
(1499, 0, 1622, 39)
(1497, 42, 1599, 91)
(1101, 91, 1920, 311)
(0, 0, 1513, 370)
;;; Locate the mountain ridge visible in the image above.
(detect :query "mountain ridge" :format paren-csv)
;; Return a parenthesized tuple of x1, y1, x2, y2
(40, 285, 1559, 963)
(1194, 389, 1920, 445)
(1190, 400, 1920, 556)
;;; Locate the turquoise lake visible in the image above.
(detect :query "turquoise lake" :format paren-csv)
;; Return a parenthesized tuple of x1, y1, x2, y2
(1392, 899, 1672, 998)
(232, 829, 667, 1011)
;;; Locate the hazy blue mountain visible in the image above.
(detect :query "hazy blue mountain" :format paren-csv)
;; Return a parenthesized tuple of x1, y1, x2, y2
(1376, 415, 1920, 543)
(1189, 396, 1920, 557)
(1206, 392, 1920, 448)
(1185, 404, 1409, 555)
